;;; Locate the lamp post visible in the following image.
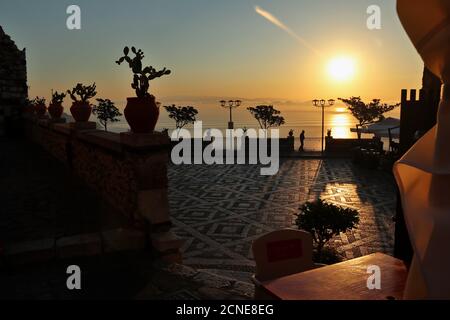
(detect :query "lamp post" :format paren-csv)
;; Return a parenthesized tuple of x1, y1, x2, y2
(220, 99, 241, 129)
(312, 98, 335, 153)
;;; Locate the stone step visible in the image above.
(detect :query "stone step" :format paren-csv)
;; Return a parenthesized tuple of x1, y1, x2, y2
(150, 263, 255, 300)
(198, 268, 254, 285)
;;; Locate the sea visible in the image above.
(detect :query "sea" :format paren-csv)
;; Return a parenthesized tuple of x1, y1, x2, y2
(87, 100, 400, 152)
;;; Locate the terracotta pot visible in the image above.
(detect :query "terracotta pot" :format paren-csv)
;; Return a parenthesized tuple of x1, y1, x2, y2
(124, 96, 159, 133)
(24, 104, 35, 114)
(48, 102, 64, 119)
(34, 103, 47, 117)
(70, 101, 92, 122)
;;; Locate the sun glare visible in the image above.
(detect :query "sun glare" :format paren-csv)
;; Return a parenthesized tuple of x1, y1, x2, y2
(327, 57, 356, 82)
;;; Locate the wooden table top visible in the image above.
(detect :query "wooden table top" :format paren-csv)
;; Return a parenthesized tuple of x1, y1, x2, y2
(260, 253, 408, 300)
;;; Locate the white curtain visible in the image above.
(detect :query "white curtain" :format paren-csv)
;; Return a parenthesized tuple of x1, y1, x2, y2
(395, 0, 450, 299)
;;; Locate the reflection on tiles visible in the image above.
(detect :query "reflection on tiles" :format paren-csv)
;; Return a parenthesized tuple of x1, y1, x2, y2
(169, 159, 396, 272)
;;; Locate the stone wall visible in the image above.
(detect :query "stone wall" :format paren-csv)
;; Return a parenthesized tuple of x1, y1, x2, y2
(24, 118, 182, 263)
(0, 26, 28, 136)
(325, 137, 383, 154)
(168, 136, 295, 162)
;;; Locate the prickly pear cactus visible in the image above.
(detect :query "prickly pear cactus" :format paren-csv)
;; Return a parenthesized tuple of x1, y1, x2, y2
(116, 46, 171, 98)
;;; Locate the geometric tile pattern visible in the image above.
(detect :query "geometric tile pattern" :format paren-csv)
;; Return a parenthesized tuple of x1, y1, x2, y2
(2, 136, 395, 275)
(169, 159, 397, 272)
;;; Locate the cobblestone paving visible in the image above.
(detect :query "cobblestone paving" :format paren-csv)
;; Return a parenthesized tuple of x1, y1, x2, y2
(168, 160, 397, 273)
(0, 252, 252, 300)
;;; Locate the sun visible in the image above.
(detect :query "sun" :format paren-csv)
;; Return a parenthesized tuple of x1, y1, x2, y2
(327, 56, 356, 82)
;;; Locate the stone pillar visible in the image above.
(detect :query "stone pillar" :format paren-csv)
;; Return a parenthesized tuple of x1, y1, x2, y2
(22, 118, 184, 263)
(120, 132, 183, 263)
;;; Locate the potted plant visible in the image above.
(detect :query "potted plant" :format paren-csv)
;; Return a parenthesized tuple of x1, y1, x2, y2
(116, 46, 171, 133)
(32, 97, 47, 117)
(295, 199, 359, 264)
(67, 83, 97, 122)
(23, 98, 35, 115)
(92, 98, 122, 131)
(48, 90, 66, 119)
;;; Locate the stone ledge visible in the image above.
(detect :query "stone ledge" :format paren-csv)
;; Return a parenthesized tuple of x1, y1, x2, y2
(50, 122, 97, 134)
(102, 228, 146, 253)
(120, 132, 170, 150)
(1, 229, 153, 266)
(36, 122, 170, 155)
(56, 233, 102, 259)
(69, 121, 97, 131)
(48, 118, 66, 124)
(37, 117, 51, 127)
(52, 123, 72, 135)
(160, 251, 183, 264)
(77, 130, 122, 153)
(3, 238, 55, 265)
(151, 230, 184, 253)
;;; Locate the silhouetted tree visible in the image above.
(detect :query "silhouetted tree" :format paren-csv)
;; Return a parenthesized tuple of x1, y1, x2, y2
(247, 105, 285, 132)
(338, 97, 399, 138)
(164, 105, 198, 135)
(92, 98, 122, 131)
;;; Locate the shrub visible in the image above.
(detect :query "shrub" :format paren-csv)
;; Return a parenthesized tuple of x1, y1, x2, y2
(92, 98, 122, 131)
(295, 199, 359, 261)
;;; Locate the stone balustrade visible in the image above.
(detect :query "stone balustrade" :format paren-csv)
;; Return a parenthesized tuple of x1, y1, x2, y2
(23, 117, 183, 263)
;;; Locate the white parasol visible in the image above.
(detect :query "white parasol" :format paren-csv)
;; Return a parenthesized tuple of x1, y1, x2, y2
(350, 117, 400, 138)
(366, 117, 400, 139)
(395, 0, 450, 299)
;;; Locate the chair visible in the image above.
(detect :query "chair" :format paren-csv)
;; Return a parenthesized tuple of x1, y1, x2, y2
(251, 229, 317, 299)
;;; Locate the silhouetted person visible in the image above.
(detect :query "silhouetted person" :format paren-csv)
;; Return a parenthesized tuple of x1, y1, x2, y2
(299, 130, 305, 151)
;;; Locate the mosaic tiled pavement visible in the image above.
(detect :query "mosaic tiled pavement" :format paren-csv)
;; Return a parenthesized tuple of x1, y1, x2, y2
(168, 160, 396, 273)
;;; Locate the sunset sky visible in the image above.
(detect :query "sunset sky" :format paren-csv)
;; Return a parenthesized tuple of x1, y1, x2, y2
(1, 0, 423, 106)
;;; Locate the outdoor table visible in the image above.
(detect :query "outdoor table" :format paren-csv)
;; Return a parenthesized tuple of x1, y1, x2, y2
(260, 253, 408, 300)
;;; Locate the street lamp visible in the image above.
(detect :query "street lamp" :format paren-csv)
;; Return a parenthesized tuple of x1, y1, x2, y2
(312, 98, 335, 153)
(220, 99, 241, 129)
